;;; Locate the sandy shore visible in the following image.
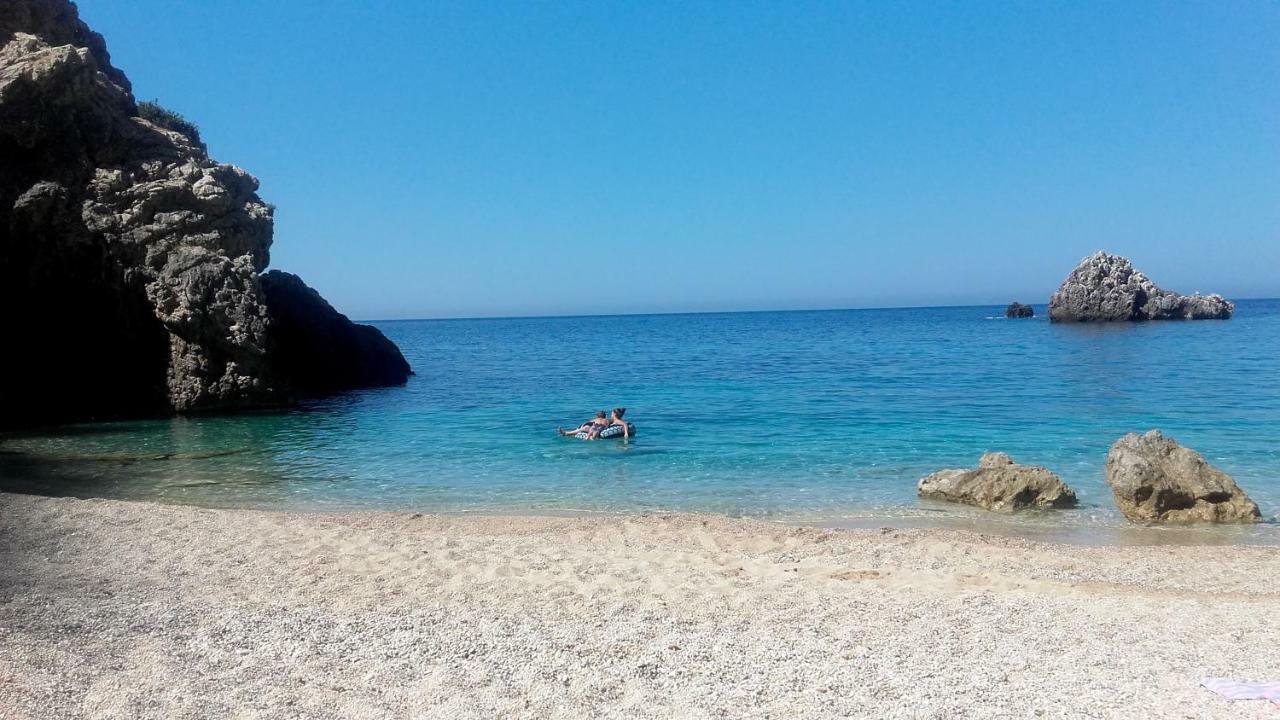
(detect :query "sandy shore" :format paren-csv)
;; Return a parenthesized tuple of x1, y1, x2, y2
(1, 493, 1278, 719)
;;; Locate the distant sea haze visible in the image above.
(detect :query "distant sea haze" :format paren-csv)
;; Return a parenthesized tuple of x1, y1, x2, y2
(4, 301, 1278, 540)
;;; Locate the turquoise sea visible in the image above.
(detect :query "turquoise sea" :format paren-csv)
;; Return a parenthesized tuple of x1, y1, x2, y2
(3, 301, 1278, 541)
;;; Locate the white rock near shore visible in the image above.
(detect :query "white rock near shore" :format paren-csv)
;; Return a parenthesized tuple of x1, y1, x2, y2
(918, 452, 1078, 511)
(1105, 430, 1262, 524)
(3, 492, 1278, 719)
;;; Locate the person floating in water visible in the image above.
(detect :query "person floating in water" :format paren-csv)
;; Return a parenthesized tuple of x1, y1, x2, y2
(586, 408, 628, 440)
(559, 407, 629, 440)
(559, 411, 609, 437)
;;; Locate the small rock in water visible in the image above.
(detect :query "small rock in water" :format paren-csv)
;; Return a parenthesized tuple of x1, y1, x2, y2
(1104, 430, 1261, 524)
(1005, 302, 1034, 319)
(918, 452, 1077, 512)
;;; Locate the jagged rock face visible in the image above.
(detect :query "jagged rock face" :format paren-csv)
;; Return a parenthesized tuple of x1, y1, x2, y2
(0, 0, 408, 427)
(917, 452, 1078, 512)
(1048, 252, 1234, 322)
(260, 271, 411, 395)
(1005, 302, 1034, 318)
(80, 149, 278, 412)
(0, 0, 128, 90)
(0, 2, 279, 422)
(1104, 431, 1261, 524)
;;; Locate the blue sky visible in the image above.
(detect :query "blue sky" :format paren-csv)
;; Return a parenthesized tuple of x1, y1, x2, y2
(79, 1, 1279, 319)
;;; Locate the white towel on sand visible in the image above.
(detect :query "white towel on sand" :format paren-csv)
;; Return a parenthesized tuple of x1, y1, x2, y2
(1202, 678, 1280, 704)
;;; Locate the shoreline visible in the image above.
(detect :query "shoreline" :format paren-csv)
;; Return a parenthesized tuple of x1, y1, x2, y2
(2, 485, 1276, 549)
(3, 491, 1279, 718)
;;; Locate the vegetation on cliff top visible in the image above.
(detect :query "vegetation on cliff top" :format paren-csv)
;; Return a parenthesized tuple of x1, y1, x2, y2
(137, 100, 202, 146)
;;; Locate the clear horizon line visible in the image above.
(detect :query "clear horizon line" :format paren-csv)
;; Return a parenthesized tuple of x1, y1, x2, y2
(357, 296, 1276, 324)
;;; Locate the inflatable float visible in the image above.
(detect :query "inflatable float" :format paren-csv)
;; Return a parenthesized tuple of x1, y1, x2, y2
(574, 423, 636, 440)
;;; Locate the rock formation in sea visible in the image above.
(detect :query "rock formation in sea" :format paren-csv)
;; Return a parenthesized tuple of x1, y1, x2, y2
(1005, 302, 1034, 318)
(917, 452, 1078, 512)
(0, 0, 410, 427)
(260, 271, 411, 395)
(1047, 252, 1234, 322)
(1104, 430, 1261, 524)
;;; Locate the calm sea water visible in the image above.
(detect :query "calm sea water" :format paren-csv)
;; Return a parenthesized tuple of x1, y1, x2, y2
(3, 301, 1278, 541)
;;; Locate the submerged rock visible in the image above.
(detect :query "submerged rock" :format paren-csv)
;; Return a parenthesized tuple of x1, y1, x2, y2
(1104, 430, 1261, 524)
(917, 452, 1078, 512)
(0, 0, 409, 426)
(1005, 302, 1034, 318)
(1048, 252, 1233, 322)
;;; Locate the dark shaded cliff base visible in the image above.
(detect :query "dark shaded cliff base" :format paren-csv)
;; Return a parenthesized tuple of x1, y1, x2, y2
(0, 0, 409, 428)
(261, 272, 412, 395)
(1048, 252, 1233, 322)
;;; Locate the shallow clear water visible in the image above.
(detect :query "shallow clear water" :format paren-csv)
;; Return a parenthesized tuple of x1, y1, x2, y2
(3, 301, 1278, 541)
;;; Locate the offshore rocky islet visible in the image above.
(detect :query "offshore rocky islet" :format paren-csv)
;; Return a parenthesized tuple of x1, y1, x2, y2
(1048, 251, 1234, 323)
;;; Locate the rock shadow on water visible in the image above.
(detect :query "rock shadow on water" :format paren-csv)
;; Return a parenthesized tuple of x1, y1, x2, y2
(0, 446, 271, 503)
(0, 450, 128, 498)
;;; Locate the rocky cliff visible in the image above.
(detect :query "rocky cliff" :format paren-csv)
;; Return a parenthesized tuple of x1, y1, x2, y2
(0, 0, 410, 427)
(1048, 252, 1234, 322)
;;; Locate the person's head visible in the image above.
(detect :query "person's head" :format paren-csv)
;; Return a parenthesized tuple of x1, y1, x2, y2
(612, 407, 626, 419)
(595, 410, 607, 419)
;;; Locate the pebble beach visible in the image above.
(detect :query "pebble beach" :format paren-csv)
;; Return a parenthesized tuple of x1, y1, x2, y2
(2, 492, 1278, 719)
